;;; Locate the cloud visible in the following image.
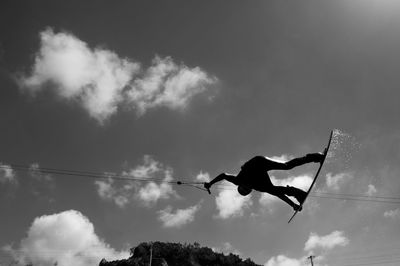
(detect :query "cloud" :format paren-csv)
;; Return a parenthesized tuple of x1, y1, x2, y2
(29, 163, 53, 182)
(95, 155, 178, 207)
(94, 177, 135, 208)
(195, 171, 211, 183)
(325, 172, 353, 191)
(0, 163, 16, 184)
(2, 210, 128, 266)
(264, 255, 303, 266)
(26, 163, 56, 200)
(126, 155, 161, 178)
(214, 182, 253, 219)
(384, 208, 400, 219)
(127, 56, 216, 114)
(18, 28, 138, 123)
(211, 242, 241, 256)
(366, 184, 377, 196)
(304, 231, 349, 252)
(265, 256, 326, 266)
(137, 176, 176, 206)
(18, 28, 217, 124)
(157, 201, 202, 228)
(265, 231, 348, 266)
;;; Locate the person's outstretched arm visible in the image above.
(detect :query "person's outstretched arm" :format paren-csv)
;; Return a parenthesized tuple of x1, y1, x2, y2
(204, 173, 237, 190)
(267, 153, 324, 170)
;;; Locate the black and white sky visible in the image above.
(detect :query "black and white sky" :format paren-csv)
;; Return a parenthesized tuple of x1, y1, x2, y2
(1, 1, 400, 265)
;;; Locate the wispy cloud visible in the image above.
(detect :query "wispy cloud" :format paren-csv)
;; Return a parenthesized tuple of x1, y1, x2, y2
(27, 163, 55, 200)
(366, 184, 377, 196)
(2, 210, 128, 266)
(137, 177, 176, 206)
(304, 231, 349, 252)
(126, 155, 161, 179)
(29, 163, 53, 183)
(0, 163, 16, 184)
(214, 182, 252, 219)
(157, 201, 202, 228)
(325, 172, 353, 191)
(95, 155, 178, 207)
(127, 56, 216, 114)
(195, 171, 210, 183)
(17, 28, 217, 124)
(94, 176, 135, 208)
(384, 208, 400, 219)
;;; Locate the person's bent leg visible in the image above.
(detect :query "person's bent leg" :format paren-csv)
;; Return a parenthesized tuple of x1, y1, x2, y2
(269, 185, 307, 204)
(267, 187, 302, 211)
(284, 186, 307, 204)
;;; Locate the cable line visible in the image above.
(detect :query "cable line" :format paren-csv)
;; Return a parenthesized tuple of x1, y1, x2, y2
(310, 195, 400, 204)
(313, 191, 400, 200)
(6, 164, 168, 183)
(2, 164, 400, 204)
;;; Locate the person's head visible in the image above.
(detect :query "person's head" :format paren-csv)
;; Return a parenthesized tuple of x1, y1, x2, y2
(237, 186, 252, 196)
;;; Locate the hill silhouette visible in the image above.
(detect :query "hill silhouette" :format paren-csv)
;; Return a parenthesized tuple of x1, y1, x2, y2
(99, 242, 261, 266)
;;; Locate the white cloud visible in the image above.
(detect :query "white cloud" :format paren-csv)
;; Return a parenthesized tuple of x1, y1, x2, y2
(265, 231, 348, 266)
(137, 177, 176, 206)
(384, 209, 400, 219)
(304, 231, 349, 252)
(264, 255, 303, 266)
(366, 184, 377, 196)
(3, 210, 128, 266)
(212, 242, 241, 256)
(18, 28, 216, 124)
(127, 155, 161, 179)
(195, 171, 210, 183)
(127, 56, 215, 114)
(94, 177, 135, 208)
(29, 163, 53, 182)
(325, 172, 353, 191)
(95, 156, 178, 207)
(157, 201, 202, 228)
(0, 163, 16, 184)
(18, 28, 138, 123)
(215, 182, 253, 219)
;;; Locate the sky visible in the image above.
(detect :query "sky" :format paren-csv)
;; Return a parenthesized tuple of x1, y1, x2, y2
(1, 1, 400, 265)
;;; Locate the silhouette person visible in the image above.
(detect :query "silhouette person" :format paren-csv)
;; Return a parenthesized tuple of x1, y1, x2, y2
(204, 153, 324, 211)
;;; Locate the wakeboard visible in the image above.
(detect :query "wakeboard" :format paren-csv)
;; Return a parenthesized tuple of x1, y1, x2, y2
(288, 130, 334, 223)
